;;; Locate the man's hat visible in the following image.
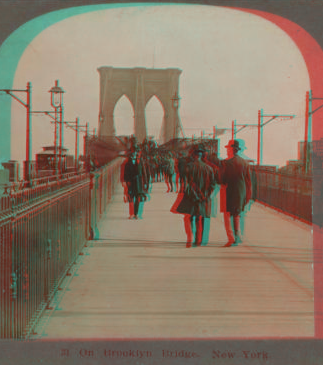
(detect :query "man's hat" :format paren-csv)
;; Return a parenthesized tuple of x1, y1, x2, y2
(131, 145, 140, 152)
(192, 144, 206, 154)
(225, 140, 241, 150)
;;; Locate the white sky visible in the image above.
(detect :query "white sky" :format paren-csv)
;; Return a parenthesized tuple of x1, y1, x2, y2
(11, 4, 309, 166)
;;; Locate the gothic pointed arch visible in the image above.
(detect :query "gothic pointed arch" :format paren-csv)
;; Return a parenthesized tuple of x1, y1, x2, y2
(113, 94, 135, 136)
(145, 94, 165, 143)
(98, 67, 182, 143)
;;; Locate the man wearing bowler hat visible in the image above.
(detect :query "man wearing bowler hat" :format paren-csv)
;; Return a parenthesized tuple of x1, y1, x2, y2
(221, 139, 252, 246)
(173, 144, 216, 247)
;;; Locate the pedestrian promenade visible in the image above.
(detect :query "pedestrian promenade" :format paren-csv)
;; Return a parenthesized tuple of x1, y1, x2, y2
(31, 182, 314, 339)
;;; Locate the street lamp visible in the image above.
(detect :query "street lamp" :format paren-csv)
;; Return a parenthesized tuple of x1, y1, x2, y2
(0, 82, 32, 181)
(171, 91, 181, 139)
(172, 91, 180, 109)
(257, 109, 295, 165)
(49, 80, 64, 109)
(49, 80, 64, 175)
(63, 118, 89, 171)
(303, 90, 323, 173)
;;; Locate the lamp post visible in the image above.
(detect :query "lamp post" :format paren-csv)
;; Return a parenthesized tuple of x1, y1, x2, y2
(63, 118, 89, 171)
(304, 91, 311, 174)
(0, 82, 32, 181)
(257, 109, 295, 165)
(171, 92, 180, 139)
(232, 120, 236, 139)
(257, 109, 263, 166)
(49, 80, 64, 175)
(231, 111, 294, 166)
(303, 90, 323, 173)
(76, 118, 80, 170)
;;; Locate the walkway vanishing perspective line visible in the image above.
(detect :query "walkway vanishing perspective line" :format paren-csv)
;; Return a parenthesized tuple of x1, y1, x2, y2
(31, 183, 314, 339)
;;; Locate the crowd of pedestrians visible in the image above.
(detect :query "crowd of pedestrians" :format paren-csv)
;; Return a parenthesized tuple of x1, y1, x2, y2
(120, 137, 252, 248)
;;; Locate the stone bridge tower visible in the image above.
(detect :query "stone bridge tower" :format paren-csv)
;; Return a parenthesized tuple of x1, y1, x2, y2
(97, 67, 182, 143)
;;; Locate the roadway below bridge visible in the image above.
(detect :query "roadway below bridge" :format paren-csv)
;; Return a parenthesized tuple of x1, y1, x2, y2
(31, 182, 313, 339)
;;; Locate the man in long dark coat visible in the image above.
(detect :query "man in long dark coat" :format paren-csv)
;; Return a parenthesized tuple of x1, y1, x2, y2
(121, 147, 149, 219)
(173, 145, 216, 247)
(221, 140, 252, 246)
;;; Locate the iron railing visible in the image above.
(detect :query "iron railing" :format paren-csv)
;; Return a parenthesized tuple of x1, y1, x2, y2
(0, 158, 122, 339)
(252, 167, 312, 223)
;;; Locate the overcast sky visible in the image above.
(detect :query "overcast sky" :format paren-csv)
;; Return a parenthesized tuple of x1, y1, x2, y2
(11, 4, 309, 166)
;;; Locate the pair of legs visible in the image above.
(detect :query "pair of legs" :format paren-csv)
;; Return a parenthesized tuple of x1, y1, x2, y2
(188, 215, 205, 247)
(175, 173, 180, 192)
(128, 196, 141, 219)
(178, 176, 185, 192)
(166, 173, 174, 192)
(223, 212, 242, 245)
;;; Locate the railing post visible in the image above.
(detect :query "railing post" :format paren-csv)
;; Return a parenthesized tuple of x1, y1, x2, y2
(1, 158, 122, 339)
(93, 173, 99, 240)
(25, 82, 32, 182)
(99, 173, 103, 216)
(257, 109, 263, 166)
(89, 172, 99, 240)
(9, 186, 17, 338)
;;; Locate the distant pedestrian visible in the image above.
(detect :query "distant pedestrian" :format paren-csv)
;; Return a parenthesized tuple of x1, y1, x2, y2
(176, 152, 189, 192)
(220, 140, 252, 246)
(165, 153, 175, 192)
(85, 153, 97, 173)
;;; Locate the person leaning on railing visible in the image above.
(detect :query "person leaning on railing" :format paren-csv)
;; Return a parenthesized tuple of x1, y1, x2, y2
(85, 152, 101, 173)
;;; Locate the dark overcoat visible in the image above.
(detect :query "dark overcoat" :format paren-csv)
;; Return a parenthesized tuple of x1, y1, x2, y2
(122, 158, 148, 200)
(141, 155, 153, 183)
(177, 157, 188, 178)
(221, 155, 252, 215)
(173, 158, 216, 217)
(165, 157, 175, 175)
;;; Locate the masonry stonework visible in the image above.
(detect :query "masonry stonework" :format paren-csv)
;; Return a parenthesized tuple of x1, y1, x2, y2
(97, 67, 182, 143)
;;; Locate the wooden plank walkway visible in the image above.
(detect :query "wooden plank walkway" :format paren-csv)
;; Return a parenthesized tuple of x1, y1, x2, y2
(31, 182, 314, 339)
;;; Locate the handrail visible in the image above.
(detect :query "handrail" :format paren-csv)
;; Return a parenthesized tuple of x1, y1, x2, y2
(251, 166, 313, 223)
(0, 158, 122, 339)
